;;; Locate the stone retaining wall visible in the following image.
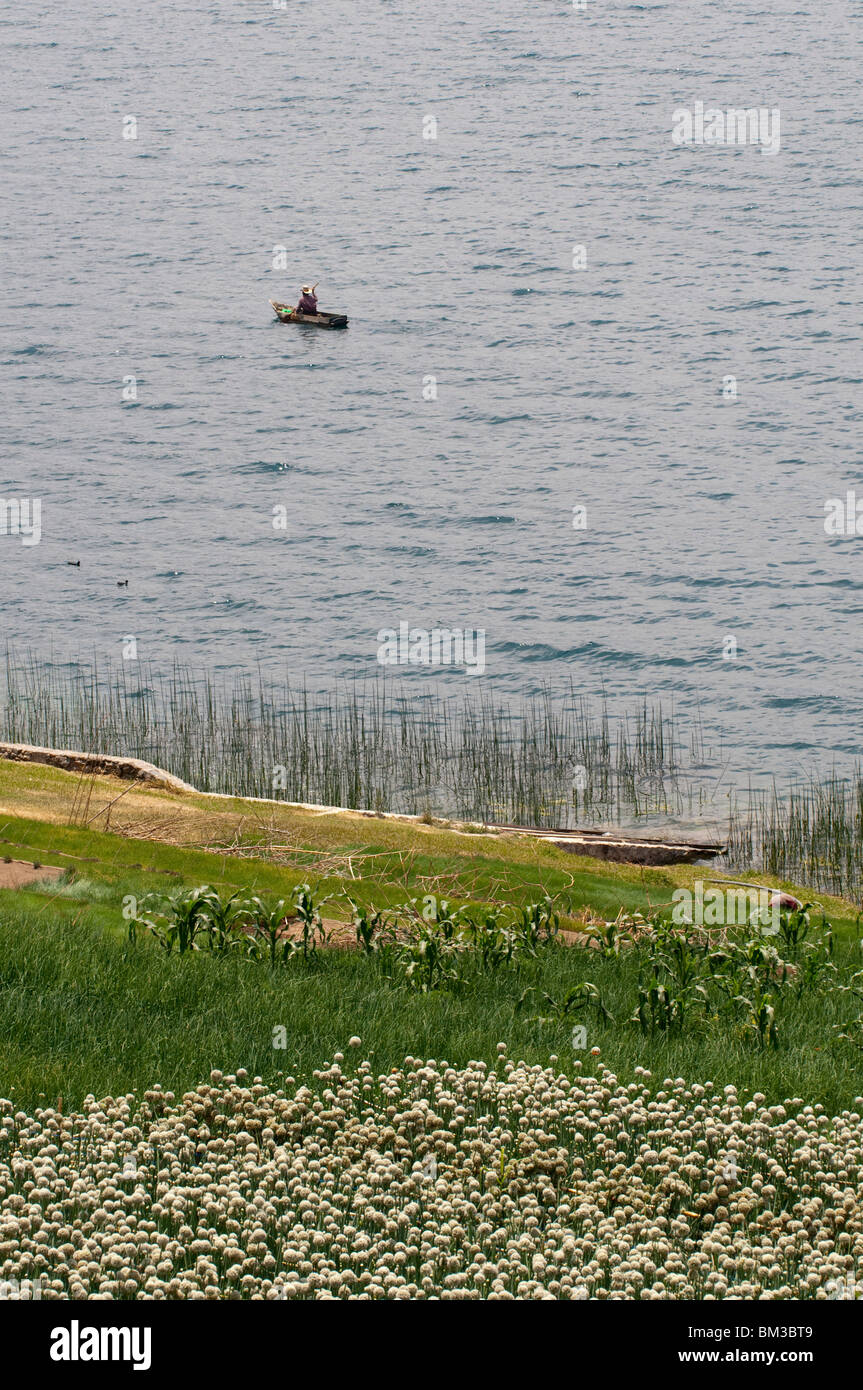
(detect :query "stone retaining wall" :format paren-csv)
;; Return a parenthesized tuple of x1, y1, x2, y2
(0, 742, 198, 793)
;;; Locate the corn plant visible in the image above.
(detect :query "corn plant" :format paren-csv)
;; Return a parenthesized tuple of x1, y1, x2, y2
(131, 886, 216, 954)
(512, 899, 560, 956)
(792, 937, 837, 999)
(629, 917, 711, 1034)
(246, 897, 293, 968)
(587, 917, 628, 959)
(706, 936, 790, 1008)
(632, 968, 707, 1034)
(462, 911, 516, 973)
(349, 902, 395, 955)
(292, 884, 328, 958)
(657, 930, 705, 995)
(409, 897, 467, 942)
(736, 989, 779, 1049)
(395, 924, 462, 994)
(198, 888, 248, 955)
(775, 903, 816, 955)
(517, 980, 610, 1026)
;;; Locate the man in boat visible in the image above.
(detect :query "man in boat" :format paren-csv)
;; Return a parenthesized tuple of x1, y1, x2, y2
(296, 283, 319, 315)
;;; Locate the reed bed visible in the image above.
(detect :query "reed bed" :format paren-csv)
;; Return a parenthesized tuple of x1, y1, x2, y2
(9, 656, 863, 890)
(0, 656, 705, 828)
(725, 773, 863, 902)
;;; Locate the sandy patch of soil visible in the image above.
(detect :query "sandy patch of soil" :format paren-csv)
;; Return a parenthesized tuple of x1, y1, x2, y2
(235, 916, 357, 950)
(282, 916, 356, 950)
(0, 858, 65, 889)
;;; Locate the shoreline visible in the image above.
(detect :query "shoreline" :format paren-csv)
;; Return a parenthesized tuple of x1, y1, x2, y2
(0, 740, 724, 866)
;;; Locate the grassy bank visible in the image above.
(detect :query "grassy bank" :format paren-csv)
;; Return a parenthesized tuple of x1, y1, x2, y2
(0, 756, 732, 926)
(1, 759, 862, 1113)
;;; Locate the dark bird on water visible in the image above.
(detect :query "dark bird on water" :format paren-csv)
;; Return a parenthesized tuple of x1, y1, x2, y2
(66, 560, 80, 567)
(117, 580, 128, 588)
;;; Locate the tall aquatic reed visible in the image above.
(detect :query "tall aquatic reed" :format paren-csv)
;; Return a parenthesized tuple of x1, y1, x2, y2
(725, 773, 863, 902)
(0, 654, 703, 828)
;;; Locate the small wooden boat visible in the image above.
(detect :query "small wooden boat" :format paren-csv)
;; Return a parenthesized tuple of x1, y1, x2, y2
(270, 300, 348, 329)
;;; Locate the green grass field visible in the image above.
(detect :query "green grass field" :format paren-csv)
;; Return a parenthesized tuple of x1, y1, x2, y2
(1, 759, 862, 1114)
(3, 901, 862, 1115)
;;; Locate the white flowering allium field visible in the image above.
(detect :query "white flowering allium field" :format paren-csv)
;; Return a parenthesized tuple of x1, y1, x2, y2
(2, 1045, 861, 1300)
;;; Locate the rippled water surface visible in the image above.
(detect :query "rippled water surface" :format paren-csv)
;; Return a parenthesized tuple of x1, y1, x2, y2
(3, 0, 863, 814)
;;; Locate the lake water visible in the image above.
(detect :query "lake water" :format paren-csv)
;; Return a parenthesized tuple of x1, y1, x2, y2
(3, 0, 863, 820)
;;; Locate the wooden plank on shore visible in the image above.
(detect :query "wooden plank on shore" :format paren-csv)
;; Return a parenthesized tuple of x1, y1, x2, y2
(498, 823, 725, 865)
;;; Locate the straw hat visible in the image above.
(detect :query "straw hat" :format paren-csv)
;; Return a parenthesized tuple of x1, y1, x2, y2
(302, 284, 312, 293)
